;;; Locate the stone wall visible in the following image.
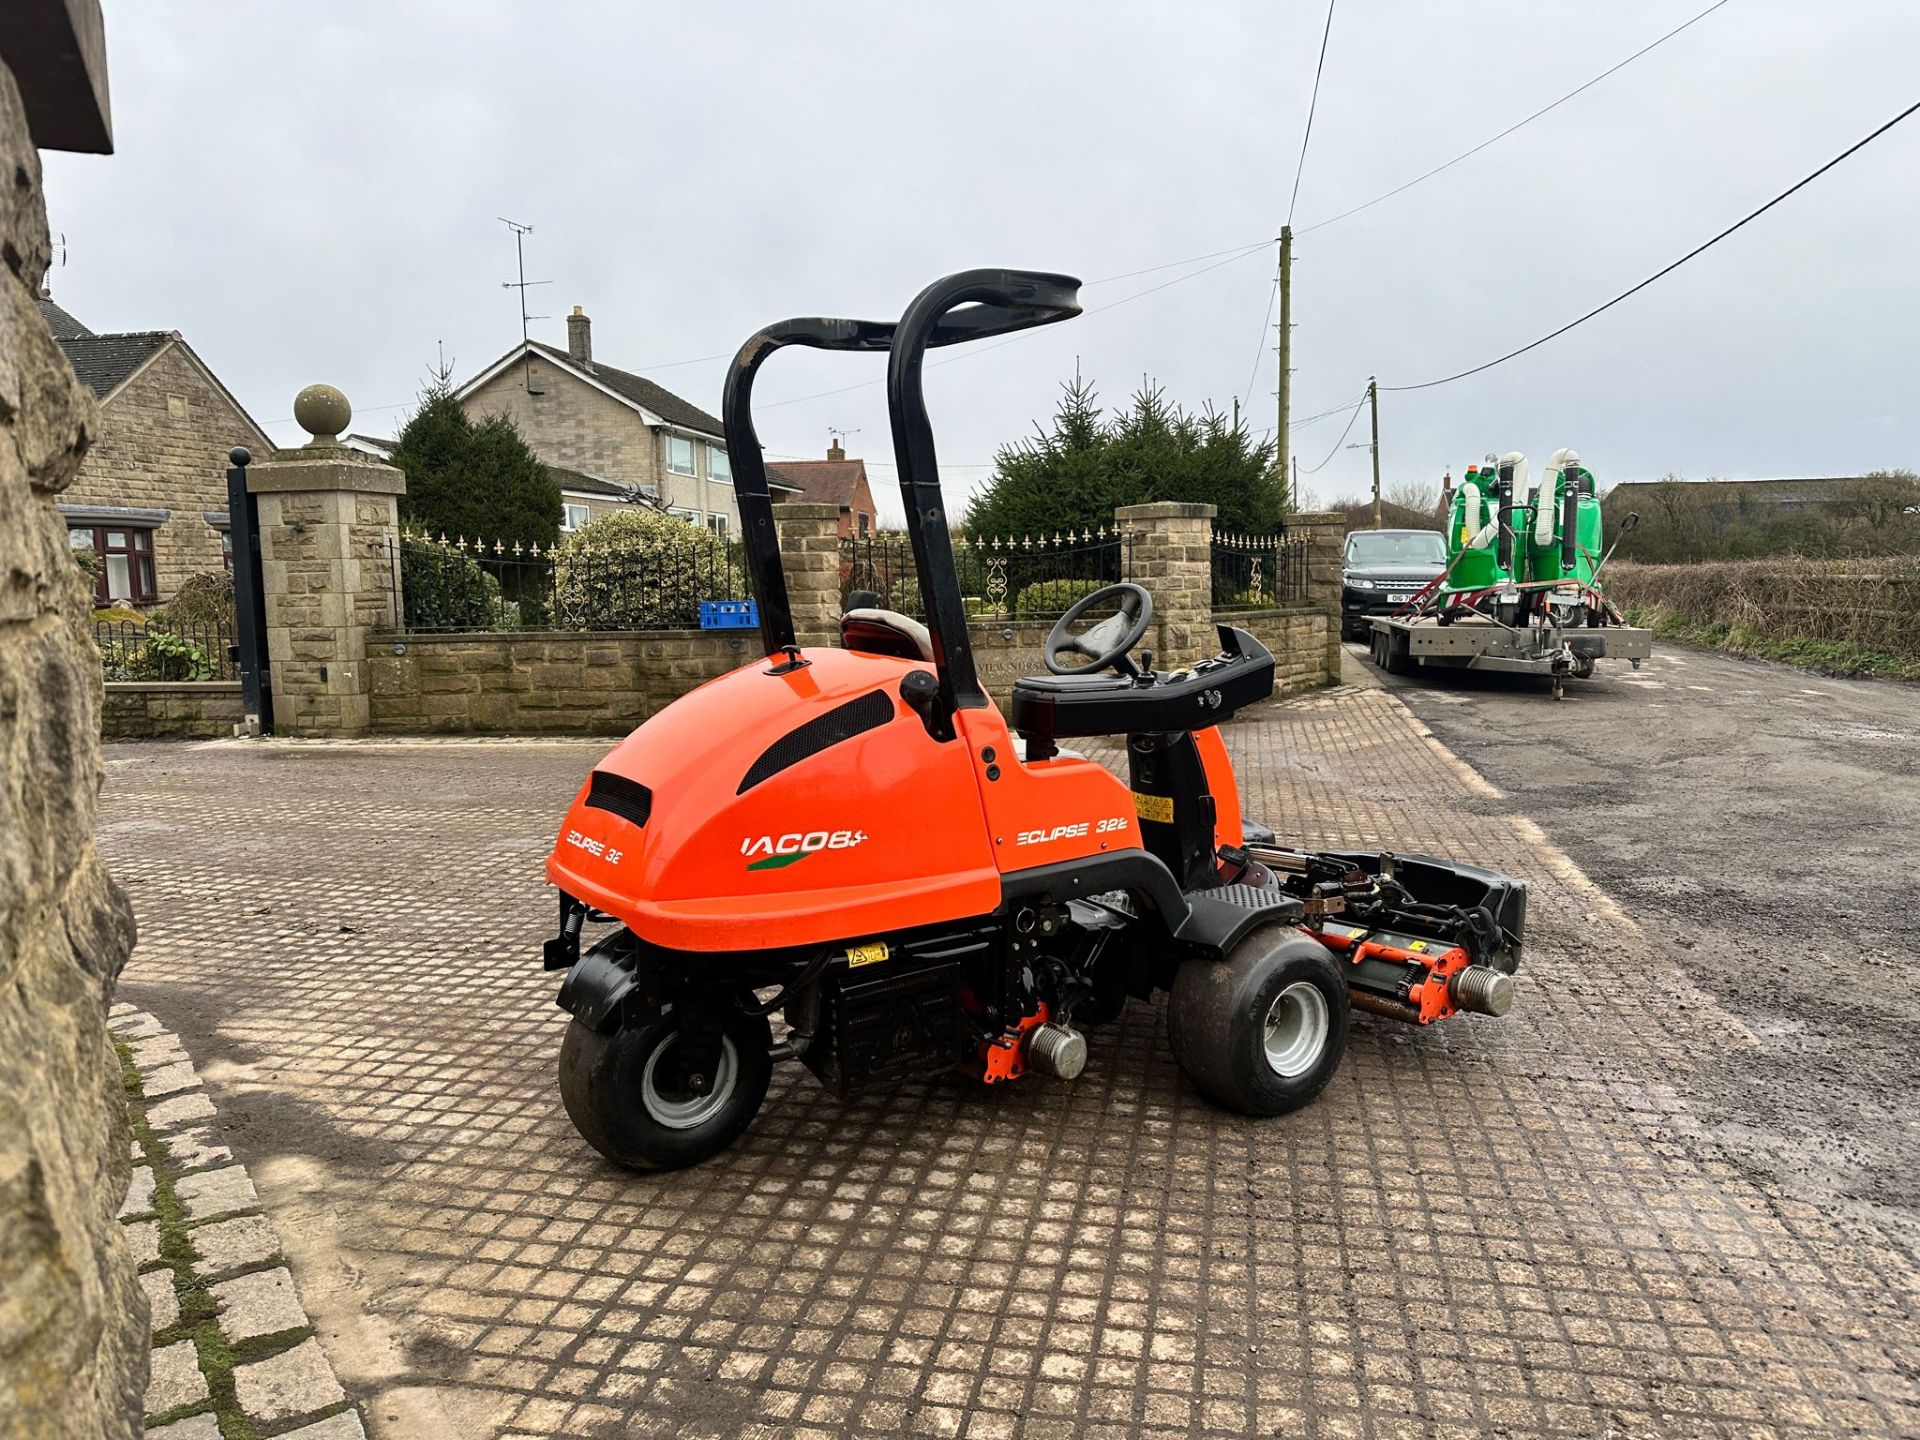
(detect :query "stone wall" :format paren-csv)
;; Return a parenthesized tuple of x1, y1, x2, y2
(1228, 605, 1332, 694)
(0, 58, 146, 1440)
(368, 630, 751, 734)
(63, 341, 268, 600)
(102, 681, 243, 740)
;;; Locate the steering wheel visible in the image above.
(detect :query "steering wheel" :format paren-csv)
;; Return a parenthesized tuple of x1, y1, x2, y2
(1045, 583, 1154, 676)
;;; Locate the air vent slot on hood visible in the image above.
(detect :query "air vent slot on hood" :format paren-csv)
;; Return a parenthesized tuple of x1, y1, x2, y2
(738, 690, 895, 794)
(585, 771, 652, 829)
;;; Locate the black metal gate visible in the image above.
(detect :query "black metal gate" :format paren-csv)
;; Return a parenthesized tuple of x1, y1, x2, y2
(225, 446, 273, 735)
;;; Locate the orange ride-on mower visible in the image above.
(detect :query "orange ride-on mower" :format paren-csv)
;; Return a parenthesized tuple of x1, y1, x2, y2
(543, 269, 1527, 1170)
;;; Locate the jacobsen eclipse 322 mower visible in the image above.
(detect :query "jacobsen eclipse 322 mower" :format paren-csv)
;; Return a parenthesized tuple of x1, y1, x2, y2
(542, 269, 1527, 1169)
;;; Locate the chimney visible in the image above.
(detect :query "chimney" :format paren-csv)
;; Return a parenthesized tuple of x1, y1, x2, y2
(567, 306, 592, 366)
(827, 439, 845, 462)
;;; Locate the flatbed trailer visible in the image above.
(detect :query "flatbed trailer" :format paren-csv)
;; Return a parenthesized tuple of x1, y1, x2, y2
(1365, 610, 1651, 700)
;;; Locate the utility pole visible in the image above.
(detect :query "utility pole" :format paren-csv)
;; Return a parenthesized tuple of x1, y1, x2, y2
(1367, 376, 1382, 530)
(1276, 227, 1293, 510)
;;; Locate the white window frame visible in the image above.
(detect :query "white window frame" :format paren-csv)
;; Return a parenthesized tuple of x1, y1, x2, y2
(668, 506, 698, 524)
(707, 445, 731, 483)
(707, 513, 729, 540)
(666, 435, 696, 476)
(561, 502, 592, 533)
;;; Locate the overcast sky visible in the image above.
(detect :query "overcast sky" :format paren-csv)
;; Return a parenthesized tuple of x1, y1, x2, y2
(41, 1, 1920, 526)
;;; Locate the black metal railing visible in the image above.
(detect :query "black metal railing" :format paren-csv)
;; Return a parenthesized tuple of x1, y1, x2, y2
(842, 528, 1134, 620)
(1211, 531, 1308, 611)
(94, 619, 238, 682)
(394, 531, 754, 634)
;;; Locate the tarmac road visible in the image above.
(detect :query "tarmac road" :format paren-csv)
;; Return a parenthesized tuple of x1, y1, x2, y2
(1355, 638, 1920, 1256)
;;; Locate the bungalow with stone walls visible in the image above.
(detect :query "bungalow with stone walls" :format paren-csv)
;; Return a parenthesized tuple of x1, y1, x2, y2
(767, 438, 882, 538)
(40, 293, 272, 606)
(453, 305, 798, 543)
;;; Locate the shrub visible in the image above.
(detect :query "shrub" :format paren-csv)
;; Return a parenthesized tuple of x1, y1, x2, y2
(552, 509, 732, 631)
(100, 631, 214, 681)
(1013, 577, 1105, 619)
(152, 570, 234, 628)
(401, 540, 504, 632)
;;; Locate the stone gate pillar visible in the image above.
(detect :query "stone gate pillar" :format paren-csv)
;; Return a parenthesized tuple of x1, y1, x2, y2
(773, 502, 844, 649)
(1116, 501, 1217, 666)
(247, 387, 404, 737)
(1285, 509, 1344, 680)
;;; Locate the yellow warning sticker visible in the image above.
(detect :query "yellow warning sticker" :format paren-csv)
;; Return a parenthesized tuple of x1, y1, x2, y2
(1132, 791, 1174, 824)
(846, 942, 889, 968)
(1408, 939, 1428, 952)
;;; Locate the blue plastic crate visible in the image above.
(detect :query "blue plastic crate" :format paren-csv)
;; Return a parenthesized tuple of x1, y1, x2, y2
(698, 599, 759, 630)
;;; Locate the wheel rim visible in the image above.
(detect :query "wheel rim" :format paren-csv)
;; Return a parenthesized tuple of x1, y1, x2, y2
(1263, 981, 1330, 1078)
(640, 1034, 739, 1130)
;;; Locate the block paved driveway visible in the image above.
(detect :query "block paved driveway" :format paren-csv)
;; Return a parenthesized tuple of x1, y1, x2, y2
(103, 683, 1918, 1440)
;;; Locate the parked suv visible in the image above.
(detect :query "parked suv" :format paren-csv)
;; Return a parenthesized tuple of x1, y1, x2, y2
(1341, 528, 1446, 641)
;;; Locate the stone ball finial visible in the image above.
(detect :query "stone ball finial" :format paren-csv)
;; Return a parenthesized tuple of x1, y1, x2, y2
(293, 384, 351, 445)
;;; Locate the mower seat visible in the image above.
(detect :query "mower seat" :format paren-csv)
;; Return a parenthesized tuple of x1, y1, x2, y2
(841, 607, 935, 663)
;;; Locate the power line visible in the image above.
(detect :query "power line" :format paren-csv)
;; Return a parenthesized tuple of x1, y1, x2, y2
(1291, 393, 1366, 428)
(1299, 0, 1733, 235)
(1287, 0, 1339, 226)
(1382, 95, 1920, 393)
(1241, 276, 1278, 412)
(759, 244, 1271, 411)
(1298, 395, 1366, 473)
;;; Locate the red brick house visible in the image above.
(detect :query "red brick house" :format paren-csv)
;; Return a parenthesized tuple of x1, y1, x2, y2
(767, 441, 881, 538)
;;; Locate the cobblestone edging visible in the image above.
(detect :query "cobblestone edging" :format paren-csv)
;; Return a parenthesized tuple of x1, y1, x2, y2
(111, 1003, 365, 1439)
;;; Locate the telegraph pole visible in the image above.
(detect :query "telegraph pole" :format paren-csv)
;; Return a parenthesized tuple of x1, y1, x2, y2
(1367, 376, 1382, 529)
(1276, 227, 1293, 510)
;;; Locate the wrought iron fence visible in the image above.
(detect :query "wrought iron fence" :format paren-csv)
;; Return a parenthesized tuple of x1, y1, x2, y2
(394, 531, 753, 634)
(1211, 531, 1309, 610)
(94, 619, 238, 681)
(842, 528, 1134, 620)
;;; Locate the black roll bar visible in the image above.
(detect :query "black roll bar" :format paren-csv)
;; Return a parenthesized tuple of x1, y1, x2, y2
(885, 270, 1081, 716)
(722, 318, 894, 659)
(722, 272, 1082, 708)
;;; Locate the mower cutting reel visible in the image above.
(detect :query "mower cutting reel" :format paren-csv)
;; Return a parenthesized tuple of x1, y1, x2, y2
(540, 269, 1528, 1170)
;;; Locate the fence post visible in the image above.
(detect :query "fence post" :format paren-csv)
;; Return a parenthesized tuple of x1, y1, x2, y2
(244, 385, 405, 737)
(1115, 501, 1217, 666)
(773, 503, 844, 650)
(1285, 509, 1344, 681)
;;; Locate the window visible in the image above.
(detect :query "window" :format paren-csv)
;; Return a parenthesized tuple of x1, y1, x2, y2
(857, 512, 871, 537)
(666, 435, 695, 475)
(217, 527, 233, 571)
(707, 513, 728, 540)
(71, 524, 158, 606)
(707, 445, 731, 483)
(668, 507, 698, 524)
(561, 502, 592, 533)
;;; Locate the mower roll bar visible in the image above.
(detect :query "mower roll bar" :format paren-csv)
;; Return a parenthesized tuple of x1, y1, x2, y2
(722, 271, 1083, 720)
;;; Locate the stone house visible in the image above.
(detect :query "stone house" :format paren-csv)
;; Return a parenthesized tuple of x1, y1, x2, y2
(454, 306, 795, 540)
(40, 293, 271, 605)
(767, 440, 882, 538)
(345, 430, 647, 539)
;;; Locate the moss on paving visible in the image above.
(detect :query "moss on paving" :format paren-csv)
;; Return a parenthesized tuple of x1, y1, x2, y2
(118, 1039, 261, 1440)
(1627, 606, 1920, 682)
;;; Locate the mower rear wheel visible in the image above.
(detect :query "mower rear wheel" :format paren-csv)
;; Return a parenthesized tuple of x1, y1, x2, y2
(559, 1007, 772, 1171)
(1167, 930, 1349, 1116)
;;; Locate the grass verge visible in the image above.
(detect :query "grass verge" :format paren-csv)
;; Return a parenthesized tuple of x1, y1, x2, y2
(1626, 606, 1920, 682)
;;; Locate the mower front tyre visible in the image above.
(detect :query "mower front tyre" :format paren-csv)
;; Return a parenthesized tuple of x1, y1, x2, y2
(559, 1007, 773, 1171)
(1167, 930, 1349, 1116)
